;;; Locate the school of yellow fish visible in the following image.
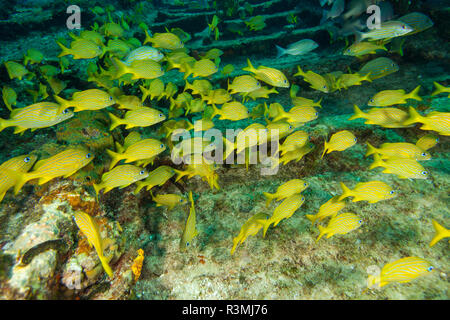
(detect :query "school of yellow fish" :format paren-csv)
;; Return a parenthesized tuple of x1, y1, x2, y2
(0, 5, 448, 294)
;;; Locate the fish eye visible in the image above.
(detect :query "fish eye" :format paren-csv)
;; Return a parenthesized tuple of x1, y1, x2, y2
(284, 80, 287, 83)
(159, 113, 164, 117)
(186, 242, 190, 246)
(354, 137, 357, 142)
(288, 125, 292, 130)
(421, 152, 427, 157)
(180, 198, 184, 202)
(427, 266, 434, 272)
(436, 137, 439, 142)
(304, 182, 308, 186)
(62, 108, 70, 114)
(140, 170, 146, 175)
(389, 190, 395, 195)
(421, 171, 428, 175)
(160, 143, 164, 148)
(358, 219, 363, 224)
(24, 157, 31, 162)
(86, 153, 92, 158)
(160, 67, 164, 72)
(301, 197, 305, 201)
(370, 99, 374, 103)
(323, 85, 326, 89)
(256, 81, 260, 86)
(109, 96, 114, 101)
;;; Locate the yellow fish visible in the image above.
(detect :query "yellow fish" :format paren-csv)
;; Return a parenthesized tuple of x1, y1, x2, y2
(294, 66, 329, 93)
(175, 156, 219, 190)
(366, 257, 435, 291)
(431, 82, 450, 98)
(57, 39, 104, 59)
(273, 106, 319, 124)
(54, 89, 115, 112)
(305, 196, 345, 225)
(46, 77, 66, 95)
(184, 79, 213, 96)
(23, 48, 44, 65)
(358, 57, 399, 81)
(13, 148, 93, 194)
(343, 42, 387, 56)
(109, 107, 166, 130)
(144, 30, 184, 50)
(430, 220, 450, 247)
(221, 64, 235, 76)
(70, 30, 105, 46)
(2, 86, 17, 111)
(107, 139, 165, 169)
(349, 105, 410, 128)
(338, 181, 396, 203)
(416, 134, 439, 151)
(211, 101, 249, 121)
(257, 194, 305, 237)
(203, 89, 232, 105)
(151, 192, 187, 210)
(278, 142, 315, 166)
(266, 121, 294, 139)
(115, 131, 142, 153)
(228, 75, 261, 94)
(185, 98, 206, 115)
(93, 165, 149, 195)
(180, 191, 199, 251)
(336, 73, 372, 90)
(234, 123, 268, 154)
(0, 154, 37, 202)
(4, 61, 29, 80)
(115, 95, 143, 110)
(245, 16, 266, 31)
(184, 59, 218, 79)
(201, 48, 223, 60)
(134, 166, 176, 194)
(0, 103, 73, 134)
(113, 58, 164, 80)
(73, 211, 113, 278)
(366, 142, 431, 161)
(356, 20, 413, 41)
(290, 88, 322, 108)
(243, 59, 289, 88)
(231, 212, 268, 255)
(316, 212, 362, 242)
(368, 86, 422, 106)
(321, 130, 357, 158)
(140, 78, 165, 101)
(172, 137, 216, 161)
(131, 249, 144, 282)
(403, 107, 450, 136)
(101, 22, 124, 38)
(245, 86, 278, 101)
(263, 179, 309, 207)
(370, 154, 429, 179)
(280, 130, 309, 155)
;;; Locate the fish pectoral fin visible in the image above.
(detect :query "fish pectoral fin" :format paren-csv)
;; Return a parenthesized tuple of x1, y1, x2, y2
(38, 177, 53, 185)
(119, 183, 132, 189)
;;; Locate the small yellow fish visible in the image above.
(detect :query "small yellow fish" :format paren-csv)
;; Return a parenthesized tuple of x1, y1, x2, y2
(115, 95, 143, 110)
(273, 106, 319, 124)
(316, 212, 362, 242)
(57, 39, 104, 59)
(416, 134, 439, 151)
(175, 156, 219, 190)
(280, 130, 309, 155)
(321, 130, 357, 158)
(144, 30, 184, 50)
(368, 86, 422, 106)
(113, 58, 164, 80)
(403, 107, 450, 136)
(231, 212, 268, 255)
(109, 107, 166, 130)
(200, 48, 223, 60)
(370, 154, 429, 179)
(134, 166, 176, 194)
(107, 139, 165, 169)
(162, 82, 179, 100)
(243, 59, 289, 88)
(356, 20, 413, 41)
(336, 73, 372, 90)
(70, 30, 105, 46)
(203, 89, 232, 105)
(430, 220, 450, 247)
(431, 82, 450, 98)
(245, 16, 266, 31)
(54, 89, 115, 112)
(366, 142, 431, 161)
(13, 148, 94, 194)
(211, 101, 249, 121)
(180, 191, 199, 251)
(73, 211, 113, 278)
(228, 75, 261, 94)
(366, 257, 435, 291)
(263, 179, 309, 206)
(245, 86, 278, 101)
(358, 57, 399, 80)
(290, 86, 322, 108)
(101, 22, 124, 38)
(23, 49, 44, 65)
(131, 249, 144, 282)
(278, 142, 315, 166)
(93, 165, 149, 195)
(172, 137, 216, 161)
(4, 61, 29, 80)
(221, 64, 235, 76)
(184, 79, 212, 96)
(343, 42, 387, 56)
(294, 66, 329, 93)
(397, 12, 434, 35)
(257, 194, 305, 237)
(151, 192, 187, 210)
(305, 196, 345, 225)
(46, 76, 66, 95)
(185, 98, 206, 115)
(140, 78, 165, 101)
(349, 105, 410, 128)
(184, 59, 218, 79)
(266, 121, 294, 140)
(0, 154, 37, 202)
(338, 181, 396, 203)
(2, 86, 17, 111)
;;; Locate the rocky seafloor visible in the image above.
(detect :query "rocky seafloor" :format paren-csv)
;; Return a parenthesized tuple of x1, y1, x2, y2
(0, 0, 449, 300)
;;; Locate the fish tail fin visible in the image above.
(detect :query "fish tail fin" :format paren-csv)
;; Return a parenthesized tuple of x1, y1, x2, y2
(430, 219, 447, 247)
(290, 84, 300, 98)
(139, 85, 149, 102)
(13, 172, 31, 195)
(106, 149, 122, 169)
(305, 214, 316, 225)
(108, 112, 122, 131)
(112, 57, 129, 79)
(56, 41, 71, 58)
(143, 29, 153, 45)
(210, 104, 220, 119)
(408, 85, 422, 101)
(316, 225, 326, 242)
(133, 181, 146, 195)
(432, 82, 445, 96)
(275, 45, 286, 58)
(263, 192, 274, 207)
(369, 153, 384, 170)
(365, 142, 379, 157)
(320, 9, 329, 24)
(99, 255, 113, 278)
(403, 106, 424, 126)
(242, 58, 256, 74)
(183, 62, 193, 80)
(174, 169, 187, 182)
(338, 182, 352, 201)
(92, 183, 102, 201)
(294, 65, 305, 77)
(320, 141, 328, 159)
(0, 118, 8, 132)
(316, 97, 323, 108)
(53, 94, 70, 112)
(256, 218, 272, 238)
(348, 104, 365, 121)
(362, 72, 372, 83)
(223, 137, 235, 160)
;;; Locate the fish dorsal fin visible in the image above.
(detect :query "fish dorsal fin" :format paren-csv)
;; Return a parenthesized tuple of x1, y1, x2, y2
(10, 108, 22, 118)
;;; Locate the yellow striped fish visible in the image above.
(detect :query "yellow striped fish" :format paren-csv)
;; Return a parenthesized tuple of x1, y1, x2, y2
(134, 166, 175, 194)
(416, 134, 439, 151)
(368, 86, 422, 107)
(151, 192, 187, 210)
(356, 20, 413, 41)
(397, 12, 434, 36)
(140, 78, 165, 102)
(106, 138, 166, 169)
(184, 79, 213, 97)
(294, 66, 329, 93)
(358, 57, 399, 80)
(203, 88, 232, 105)
(403, 107, 450, 136)
(231, 212, 268, 255)
(366, 257, 435, 291)
(57, 39, 104, 59)
(73, 211, 113, 278)
(184, 59, 218, 79)
(430, 220, 450, 247)
(228, 75, 261, 94)
(2, 86, 17, 111)
(4, 61, 29, 80)
(366, 142, 431, 161)
(93, 165, 148, 195)
(109, 107, 166, 130)
(180, 191, 199, 251)
(279, 142, 315, 166)
(54, 89, 115, 112)
(0, 154, 37, 202)
(124, 46, 164, 64)
(321, 130, 357, 159)
(144, 30, 184, 50)
(0, 102, 74, 134)
(316, 212, 362, 242)
(274, 106, 319, 124)
(13, 148, 94, 194)
(115, 95, 144, 110)
(338, 181, 395, 203)
(431, 82, 450, 98)
(211, 101, 249, 121)
(369, 154, 429, 179)
(113, 58, 164, 80)
(349, 105, 410, 128)
(280, 131, 309, 155)
(305, 195, 345, 225)
(263, 179, 308, 207)
(243, 59, 289, 88)
(115, 131, 142, 153)
(343, 42, 387, 57)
